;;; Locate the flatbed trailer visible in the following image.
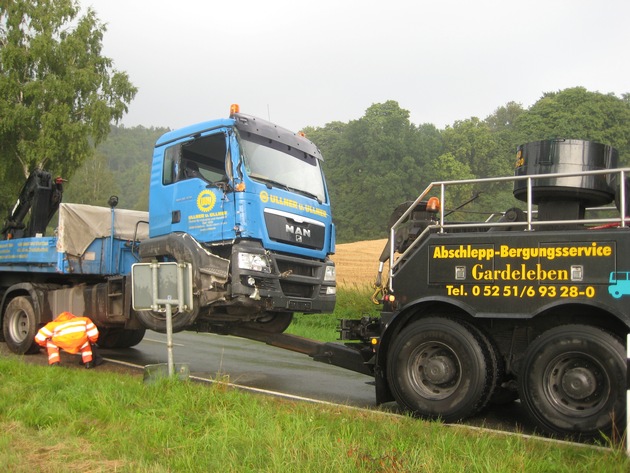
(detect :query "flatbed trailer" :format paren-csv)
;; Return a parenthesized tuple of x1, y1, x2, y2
(0, 202, 150, 352)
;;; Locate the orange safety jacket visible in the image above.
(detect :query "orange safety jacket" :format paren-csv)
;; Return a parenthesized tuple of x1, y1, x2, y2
(35, 312, 99, 354)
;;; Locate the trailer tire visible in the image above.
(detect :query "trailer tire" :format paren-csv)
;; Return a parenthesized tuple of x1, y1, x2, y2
(97, 328, 146, 348)
(518, 325, 625, 439)
(386, 317, 492, 422)
(3, 296, 40, 355)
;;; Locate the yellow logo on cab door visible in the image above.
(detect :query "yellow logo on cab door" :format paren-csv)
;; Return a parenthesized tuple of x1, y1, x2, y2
(197, 190, 216, 212)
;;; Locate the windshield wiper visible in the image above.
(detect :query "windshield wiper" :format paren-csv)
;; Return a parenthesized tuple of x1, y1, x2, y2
(290, 188, 323, 204)
(249, 174, 290, 192)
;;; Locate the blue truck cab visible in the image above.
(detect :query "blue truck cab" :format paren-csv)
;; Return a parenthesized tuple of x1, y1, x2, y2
(137, 105, 336, 333)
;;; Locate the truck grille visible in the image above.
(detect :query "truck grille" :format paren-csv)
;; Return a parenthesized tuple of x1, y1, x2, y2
(277, 260, 316, 277)
(264, 209, 325, 250)
(279, 281, 314, 298)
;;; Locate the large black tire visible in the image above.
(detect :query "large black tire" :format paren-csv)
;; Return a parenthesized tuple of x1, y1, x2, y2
(518, 325, 626, 439)
(134, 253, 198, 334)
(463, 321, 501, 411)
(135, 308, 197, 334)
(467, 321, 517, 407)
(3, 296, 40, 354)
(240, 312, 293, 334)
(97, 327, 146, 348)
(386, 317, 494, 422)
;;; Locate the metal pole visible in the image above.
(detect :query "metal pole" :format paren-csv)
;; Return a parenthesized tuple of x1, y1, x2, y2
(177, 263, 185, 312)
(151, 262, 176, 378)
(109, 206, 116, 273)
(165, 298, 174, 377)
(627, 333, 629, 457)
(620, 170, 626, 228)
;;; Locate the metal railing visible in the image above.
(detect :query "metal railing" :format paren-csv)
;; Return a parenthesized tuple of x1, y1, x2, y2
(388, 167, 630, 292)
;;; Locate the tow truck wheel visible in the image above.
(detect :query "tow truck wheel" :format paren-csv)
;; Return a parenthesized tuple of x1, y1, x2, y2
(386, 317, 493, 422)
(466, 321, 517, 406)
(97, 328, 146, 348)
(463, 321, 501, 410)
(3, 296, 40, 355)
(518, 325, 625, 439)
(241, 312, 293, 333)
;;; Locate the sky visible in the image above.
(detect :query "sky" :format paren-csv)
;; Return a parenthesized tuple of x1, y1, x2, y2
(84, 0, 630, 133)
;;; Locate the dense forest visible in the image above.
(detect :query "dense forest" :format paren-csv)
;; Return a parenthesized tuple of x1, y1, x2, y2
(10, 86, 630, 244)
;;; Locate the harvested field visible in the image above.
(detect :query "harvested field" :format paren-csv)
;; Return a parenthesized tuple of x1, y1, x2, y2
(332, 239, 388, 288)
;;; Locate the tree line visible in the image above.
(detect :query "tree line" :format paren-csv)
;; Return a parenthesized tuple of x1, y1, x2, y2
(5, 88, 630, 244)
(63, 87, 630, 243)
(308, 88, 630, 242)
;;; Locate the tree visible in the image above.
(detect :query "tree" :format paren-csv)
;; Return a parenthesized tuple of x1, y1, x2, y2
(0, 0, 137, 216)
(62, 150, 121, 206)
(485, 101, 525, 133)
(514, 87, 630, 164)
(441, 117, 512, 179)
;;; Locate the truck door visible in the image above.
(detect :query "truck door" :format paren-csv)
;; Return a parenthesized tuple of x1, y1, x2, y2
(153, 128, 237, 243)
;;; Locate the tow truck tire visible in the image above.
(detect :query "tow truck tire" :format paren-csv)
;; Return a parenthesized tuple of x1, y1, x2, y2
(518, 325, 625, 439)
(97, 328, 146, 348)
(3, 296, 40, 355)
(464, 321, 501, 410)
(241, 312, 293, 334)
(386, 317, 493, 422)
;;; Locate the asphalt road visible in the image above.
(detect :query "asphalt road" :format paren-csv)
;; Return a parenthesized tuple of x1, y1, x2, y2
(98, 331, 379, 407)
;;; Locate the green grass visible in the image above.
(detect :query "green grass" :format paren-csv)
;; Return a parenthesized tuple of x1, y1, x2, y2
(287, 286, 380, 342)
(2, 288, 628, 471)
(0, 357, 627, 473)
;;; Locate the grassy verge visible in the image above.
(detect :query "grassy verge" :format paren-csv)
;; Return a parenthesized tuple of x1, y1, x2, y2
(0, 357, 627, 473)
(287, 285, 380, 341)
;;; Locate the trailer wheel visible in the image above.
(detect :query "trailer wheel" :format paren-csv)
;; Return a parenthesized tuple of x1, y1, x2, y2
(3, 296, 40, 355)
(386, 317, 493, 422)
(518, 325, 625, 439)
(241, 312, 293, 334)
(97, 328, 146, 348)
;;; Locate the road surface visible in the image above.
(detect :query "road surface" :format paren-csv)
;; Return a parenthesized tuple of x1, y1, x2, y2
(99, 331, 379, 406)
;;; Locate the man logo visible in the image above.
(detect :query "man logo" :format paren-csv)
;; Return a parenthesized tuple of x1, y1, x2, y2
(286, 224, 310, 242)
(197, 190, 216, 212)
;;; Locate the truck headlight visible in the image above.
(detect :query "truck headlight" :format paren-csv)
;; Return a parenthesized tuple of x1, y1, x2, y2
(324, 265, 336, 282)
(238, 252, 271, 273)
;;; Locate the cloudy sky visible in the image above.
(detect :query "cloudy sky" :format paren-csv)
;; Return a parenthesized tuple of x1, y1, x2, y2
(85, 0, 629, 132)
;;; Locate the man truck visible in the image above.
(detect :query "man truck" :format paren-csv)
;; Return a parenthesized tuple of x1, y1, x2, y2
(0, 104, 336, 351)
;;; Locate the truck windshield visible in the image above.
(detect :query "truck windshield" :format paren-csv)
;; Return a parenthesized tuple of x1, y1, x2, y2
(240, 136, 327, 203)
